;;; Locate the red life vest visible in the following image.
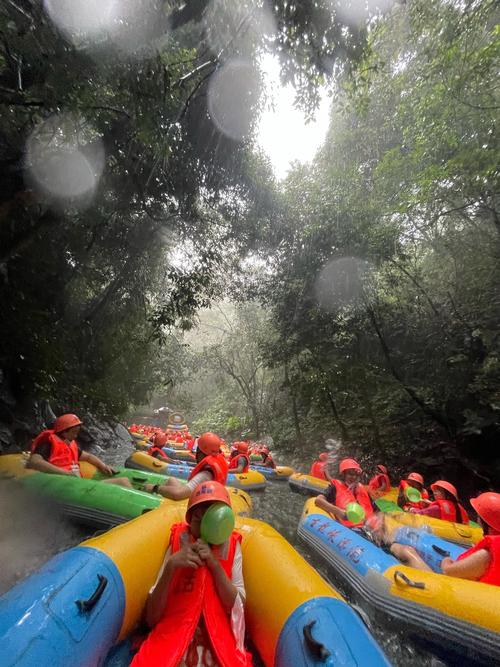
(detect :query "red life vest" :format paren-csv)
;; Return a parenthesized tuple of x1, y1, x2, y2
(310, 461, 327, 480)
(399, 480, 429, 510)
(31, 430, 79, 471)
(368, 473, 390, 495)
(431, 498, 469, 524)
(189, 454, 228, 485)
(148, 446, 168, 460)
(456, 535, 500, 586)
(330, 479, 374, 527)
(261, 453, 276, 469)
(131, 523, 251, 667)
(228, 453, 250, 473)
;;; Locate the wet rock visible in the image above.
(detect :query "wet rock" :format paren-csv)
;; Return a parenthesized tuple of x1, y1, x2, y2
(78, 413, 133, 453)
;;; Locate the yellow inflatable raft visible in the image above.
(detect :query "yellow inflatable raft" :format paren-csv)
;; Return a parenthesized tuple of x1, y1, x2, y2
(299, 497, 500, 664)
(0, 500, 390, 666)
(126, 449, 267, 492)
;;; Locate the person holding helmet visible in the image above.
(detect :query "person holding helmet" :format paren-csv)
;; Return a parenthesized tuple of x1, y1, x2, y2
(259, 445, 276, 469)
(132, 481, 251, 667)
(368, 464, 391, 499)
(228, 442, 250, 473)
(397, 472, 429, 510)
(315, 458, 374, 527)
(408, 480, 469, 524)
(440, 492, 500, 586)
(310, 452, 329, 480)
(28, 414, 132, 488)
(144, 432, 229, 500)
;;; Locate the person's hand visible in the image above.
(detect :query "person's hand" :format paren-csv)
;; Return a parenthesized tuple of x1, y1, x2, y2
(170, 544, 203, 569)
(440, 556, 453, 571)
(194, 539, 218, 570)
(99, 463, 115, 476)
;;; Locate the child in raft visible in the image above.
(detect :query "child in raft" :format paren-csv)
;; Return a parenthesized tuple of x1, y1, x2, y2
(365, 492, 500, 586)
(131, 481, 252, 667)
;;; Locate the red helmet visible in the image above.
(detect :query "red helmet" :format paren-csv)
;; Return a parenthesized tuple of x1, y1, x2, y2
(237, 442, 248, 454)
(261, 446, 270, 454)
(53, 413, 82, 433)
(376, 464, 388, 475)
(431, 480, 458, 500)
(319, 452, 329, 462)
(470, 492, 500, 533)
(339, 458, 362, 474)
(197, 432, 222, 456)
(153, 433, 168, 447)
(407, 472, 424, 486)
(186, 481, 231, 522)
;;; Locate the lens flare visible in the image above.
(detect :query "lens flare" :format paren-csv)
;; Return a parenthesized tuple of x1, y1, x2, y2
(208, 59, 261, 141)
(43, 0, 162, 58)
(43, 0, 118, 41)
(314, 256, 373, 311)
(25, 113, 104, 207)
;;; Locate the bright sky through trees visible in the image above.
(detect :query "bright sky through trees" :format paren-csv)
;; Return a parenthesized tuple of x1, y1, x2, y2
(257, 54, 331, 180)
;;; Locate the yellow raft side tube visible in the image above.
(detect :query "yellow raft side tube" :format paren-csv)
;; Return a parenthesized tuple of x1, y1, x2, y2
(274, 465, 295, 478)
(0, 453, 35, 478)
(383, 564, 500, 633)
(289, 472, 329, 490)
(83, 506, 342, 663)
(389, 510, 483, 545)
(238, 517, 341, 666)
(82, 502, 184, 639)
(129, 449, 267, 491)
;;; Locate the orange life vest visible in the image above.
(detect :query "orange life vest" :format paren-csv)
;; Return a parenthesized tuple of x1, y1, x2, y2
(189, 453, 228, 485)
(330, 479, 374, 527)
(131, 523, 251, 667)
(368, 473, 390, 495)
(228, 453, 250, 473)
(399, 480, 429, 510)
(457, 535, 500, 586)
(261, 453, 276, 469)
(310, 461, 327, 480)
(428, 499, 469, 524)
(31, 430, 79, 471)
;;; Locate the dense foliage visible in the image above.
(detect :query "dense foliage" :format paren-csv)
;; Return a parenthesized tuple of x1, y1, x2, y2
(1, 0, 499, 487)
(161, 1, 500, 486)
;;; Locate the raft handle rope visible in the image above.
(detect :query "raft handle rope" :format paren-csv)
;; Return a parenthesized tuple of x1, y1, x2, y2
(303, 620, 332, 662)
(75, 574, 108, 612)
(394, 570, 426, 589)
(432, 544, 450, 558)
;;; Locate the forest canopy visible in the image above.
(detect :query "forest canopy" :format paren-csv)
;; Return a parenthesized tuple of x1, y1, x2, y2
(1, 0, 499, 483)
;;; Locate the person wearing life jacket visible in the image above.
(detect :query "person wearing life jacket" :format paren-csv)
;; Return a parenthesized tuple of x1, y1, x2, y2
(144, 432, 229, 500)
(397, 472, 429, 510)
(408, 480, 469, 524)
(148, 432, 169, 460)
(315, 458, 374, 527)
(310, 452, 329, 480)
(440, 492, 500, 586)
(28, 413, 132, 488)
(132, 481, 252, 667)
(260, 446, 276, 469)
(368, 464, 391, 499)
(228, 442, 250, 473)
